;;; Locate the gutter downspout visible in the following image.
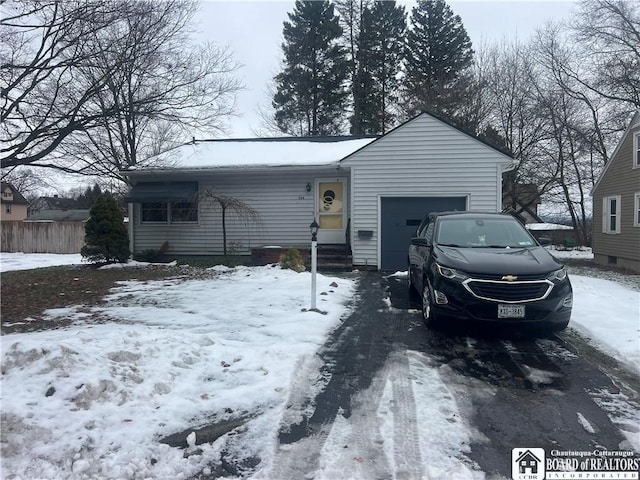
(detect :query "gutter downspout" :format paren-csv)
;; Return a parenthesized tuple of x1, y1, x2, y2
(128, 203, 134, 257)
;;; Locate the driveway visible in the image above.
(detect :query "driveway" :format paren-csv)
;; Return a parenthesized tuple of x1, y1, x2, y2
(263, 271, 640, 479)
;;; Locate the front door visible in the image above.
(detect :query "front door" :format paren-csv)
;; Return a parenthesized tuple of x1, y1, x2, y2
(316, 178, 347, 244)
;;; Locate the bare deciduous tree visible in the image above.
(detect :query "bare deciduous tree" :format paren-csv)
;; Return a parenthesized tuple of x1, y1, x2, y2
(0, 167, 52, 202)
(1, 1, 126, 169)
(572, 0, 640, 108)
(1, 0, 242, 185)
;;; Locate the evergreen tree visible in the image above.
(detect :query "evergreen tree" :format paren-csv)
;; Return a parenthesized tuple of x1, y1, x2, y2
(273, 0, 349, 136)
(77, 183, 103, 208)
(353, 0, 406, 134)
(81, 194, 130, 264)
(403, 0, 474, 122)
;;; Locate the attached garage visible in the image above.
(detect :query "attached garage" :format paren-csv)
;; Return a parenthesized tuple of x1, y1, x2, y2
(342, 113, 515, 270)
(380, 196, 467, 270)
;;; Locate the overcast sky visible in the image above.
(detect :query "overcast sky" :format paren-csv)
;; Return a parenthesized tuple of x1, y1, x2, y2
(193, 0, 578, 138)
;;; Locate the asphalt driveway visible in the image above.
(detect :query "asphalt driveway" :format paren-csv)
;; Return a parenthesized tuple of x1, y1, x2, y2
(266, 271, 640, 479)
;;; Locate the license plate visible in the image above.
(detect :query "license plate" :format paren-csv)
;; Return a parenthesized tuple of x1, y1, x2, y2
(498, 304, 525, 318)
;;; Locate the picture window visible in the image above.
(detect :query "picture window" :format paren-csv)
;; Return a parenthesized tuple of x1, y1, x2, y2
(141, 199, 198, 224)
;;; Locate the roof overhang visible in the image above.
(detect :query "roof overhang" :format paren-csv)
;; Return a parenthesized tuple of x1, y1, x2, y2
(122, 162, 345, 179)
(124, 181, 198, 203)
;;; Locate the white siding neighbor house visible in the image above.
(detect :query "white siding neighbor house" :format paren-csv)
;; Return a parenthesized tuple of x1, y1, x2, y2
(123, 112, 515, 270)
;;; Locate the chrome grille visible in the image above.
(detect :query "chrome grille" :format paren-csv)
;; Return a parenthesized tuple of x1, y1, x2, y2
(462, 279, 554, 303)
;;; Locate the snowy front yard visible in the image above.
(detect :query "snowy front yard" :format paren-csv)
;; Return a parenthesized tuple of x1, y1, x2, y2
(1, 264, 356, 478)
(1, 252, 639, 479)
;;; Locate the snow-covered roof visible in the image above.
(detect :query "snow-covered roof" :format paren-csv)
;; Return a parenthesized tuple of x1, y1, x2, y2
(526, 222, 573, 230)
(136, 137, 377, 171)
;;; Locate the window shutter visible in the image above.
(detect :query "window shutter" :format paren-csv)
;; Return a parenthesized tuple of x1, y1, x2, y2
(602, 197, 607, 233)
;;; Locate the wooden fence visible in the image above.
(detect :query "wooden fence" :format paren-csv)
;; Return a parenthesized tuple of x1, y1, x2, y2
(1, 221, 86, 254)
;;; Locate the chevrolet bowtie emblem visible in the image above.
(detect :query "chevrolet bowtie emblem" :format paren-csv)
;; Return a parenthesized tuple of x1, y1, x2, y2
(502, 275, 518, 281)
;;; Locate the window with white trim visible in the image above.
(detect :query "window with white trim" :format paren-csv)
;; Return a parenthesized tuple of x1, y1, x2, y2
(635, 132, 640, 168)
(634, 192, 640, 227)
(603, 195, 621, 234)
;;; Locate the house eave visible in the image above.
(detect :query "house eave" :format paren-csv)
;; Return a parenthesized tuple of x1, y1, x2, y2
(122, 162, 345, 179)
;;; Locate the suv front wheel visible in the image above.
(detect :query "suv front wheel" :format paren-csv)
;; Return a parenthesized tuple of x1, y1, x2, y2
(421, 283, 439, 328)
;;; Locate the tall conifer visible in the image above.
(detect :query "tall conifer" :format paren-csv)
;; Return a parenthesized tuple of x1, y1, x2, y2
(403, 0, 474, 122)
(273, 1, 349, 136)
(353, 0, 406, 134)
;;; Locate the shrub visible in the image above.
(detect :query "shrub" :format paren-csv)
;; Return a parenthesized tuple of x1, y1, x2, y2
(279, 248, 305, 272)
(563, 238, 577, 249)
(133, 241, 169, 263)
(81, 194, 130, 264)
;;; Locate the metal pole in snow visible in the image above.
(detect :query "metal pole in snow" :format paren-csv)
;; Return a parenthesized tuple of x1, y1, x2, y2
(311, 238, 317, 310)
(309, 218, 319, 311)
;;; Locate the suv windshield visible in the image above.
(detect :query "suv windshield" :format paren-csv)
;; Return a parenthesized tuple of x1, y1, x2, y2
(436, 217, 536, 248)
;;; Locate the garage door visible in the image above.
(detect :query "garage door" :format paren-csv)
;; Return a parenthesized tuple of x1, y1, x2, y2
(380, 197, 467, 270)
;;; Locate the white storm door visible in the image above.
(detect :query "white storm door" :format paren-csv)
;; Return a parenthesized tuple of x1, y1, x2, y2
(316, 178, 347, 244)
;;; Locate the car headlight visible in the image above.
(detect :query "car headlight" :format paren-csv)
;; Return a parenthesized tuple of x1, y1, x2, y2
(547, 267, 568, 282)
(436, 264, 469, 281)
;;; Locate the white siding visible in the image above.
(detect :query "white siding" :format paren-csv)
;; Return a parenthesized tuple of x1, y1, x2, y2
(131, 168, 348, 255)
(343, 114, 513, 268)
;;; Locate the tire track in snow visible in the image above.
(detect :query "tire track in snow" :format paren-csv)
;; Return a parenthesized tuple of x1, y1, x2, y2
(388, 351, 424, 480)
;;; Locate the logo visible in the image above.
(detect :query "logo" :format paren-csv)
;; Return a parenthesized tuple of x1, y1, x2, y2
(512, 448, 545, 480)
(502, 275, 519, 281)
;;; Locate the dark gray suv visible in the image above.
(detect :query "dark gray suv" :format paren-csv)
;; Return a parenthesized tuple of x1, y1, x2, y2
(407, 211, 573, 331)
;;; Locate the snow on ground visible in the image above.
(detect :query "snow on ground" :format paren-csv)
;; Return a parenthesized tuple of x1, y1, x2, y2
(0, 252, 85, 273)
(1, 252, 639, 479)
(1, 264, 355, 479)
(570, 276, 640, 372)
(546, 246, 594, 260)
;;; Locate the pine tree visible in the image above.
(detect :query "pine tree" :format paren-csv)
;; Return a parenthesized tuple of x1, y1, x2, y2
(81, 194, 130, 264)
(403, 0, 474, 122)
(352, 0, 406, 134)
(273, 0, 349, 136)
(77, 183, 103, 208)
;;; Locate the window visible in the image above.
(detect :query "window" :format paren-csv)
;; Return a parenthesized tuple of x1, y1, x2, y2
(5, 203, 11, 214)
(141, 199, 198, 223)
(634, 193, 640, 227)
(603, 196, 621, 234)
(141, 202, 168, 223)
(635, 133, 640, 168)
(170, 200, 198, 222)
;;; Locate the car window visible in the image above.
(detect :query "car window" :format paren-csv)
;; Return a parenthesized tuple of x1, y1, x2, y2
(416, 216, 430, 237)
(424, 222, 435, 243)
(436, 217, 536, 247)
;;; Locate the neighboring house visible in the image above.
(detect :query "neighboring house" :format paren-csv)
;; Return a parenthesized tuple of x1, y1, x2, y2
(503, 183, 543, 224)
(24, 209, 91, 222)
(123, 112, 515, 270)
(29, 195, 81, 215)
(0, 182, 29, 222)
(592, 110, 640, 272)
